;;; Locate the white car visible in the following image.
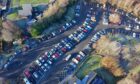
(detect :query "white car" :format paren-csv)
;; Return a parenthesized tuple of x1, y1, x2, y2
(23, 77, 31, 84)
(70, 62, 76, 68)
(76, 5, 80, 10)
(79, 51, 85, 57)
(72, 58, 79, 64)
(134, 25, 140, 30)
(41, 66, 47, 72)
(35, 60, 41, 66)
(125, 24, 132, 30)
(4, 63, 8, 69)
(133, 33, 136, 38)
(72, 20, 76, 24)
(33, 72, 39, 79)
(76, 13, 80, 17)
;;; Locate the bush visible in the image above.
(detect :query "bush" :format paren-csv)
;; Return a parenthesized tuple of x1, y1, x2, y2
(30, 21, 47, 37)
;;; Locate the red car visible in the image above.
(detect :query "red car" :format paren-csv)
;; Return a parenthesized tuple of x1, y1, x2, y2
(52, 53, 59, 59)
(24, 69, 31, 78)
(61, 47, 67, 52)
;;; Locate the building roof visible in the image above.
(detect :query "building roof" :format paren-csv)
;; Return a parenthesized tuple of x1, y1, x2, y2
(18, 4, 32, 17)
(22, 4, 32, 11)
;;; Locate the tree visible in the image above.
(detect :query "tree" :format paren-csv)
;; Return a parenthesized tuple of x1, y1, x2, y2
(92, 36, 122, 56)
(1, 20, 21, 42)
(57, 0, 69, 8)
(121, 46, 132, 60)
(133, 3, 140, 17)
(134, 43, 140, 55)
(43, 3, 59, 18)
(117, 71, 140, 84)
(109, 13, 121, 24)
(2, 20, 21, 37)
(1, 29, 14, 42)
(101, 56, 125, 77)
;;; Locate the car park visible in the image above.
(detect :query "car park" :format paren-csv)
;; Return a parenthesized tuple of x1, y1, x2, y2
(23, 7, 100, 83)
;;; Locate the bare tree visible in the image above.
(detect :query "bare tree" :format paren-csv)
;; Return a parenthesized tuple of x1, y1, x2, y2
(117, 71, 140, 84)
(0, 20, 21, 42)
(101, 56, 125, 77)
(43, 0, 69, 18)
(92, 36, 122, 56)
(1, 29, 14, 42)
(57, 0, 69, 8)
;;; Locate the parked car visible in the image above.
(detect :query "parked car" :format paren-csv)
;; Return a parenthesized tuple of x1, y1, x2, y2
(35, 60, 41, 66)
(23, 77, 31, 84)
(69, 62, 77, 68)
(64, 54, 72, 61)
(72, 58, 79, 64)
(132, 32, 136, 38)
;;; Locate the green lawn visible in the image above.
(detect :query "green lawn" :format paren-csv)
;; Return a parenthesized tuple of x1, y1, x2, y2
(7, 12, 19, 20)
(12, 0, 49, 6)
(76, 55, 101, 79)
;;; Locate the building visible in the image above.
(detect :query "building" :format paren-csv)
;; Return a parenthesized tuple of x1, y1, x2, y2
(62, 71, 105, 84)
(18, 4, 32, 17)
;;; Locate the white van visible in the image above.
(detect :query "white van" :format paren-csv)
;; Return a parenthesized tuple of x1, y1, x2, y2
(64, 54, 72, 61)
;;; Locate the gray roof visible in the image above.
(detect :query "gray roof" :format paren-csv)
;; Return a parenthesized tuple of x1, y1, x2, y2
(18, 4, 32, 16)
